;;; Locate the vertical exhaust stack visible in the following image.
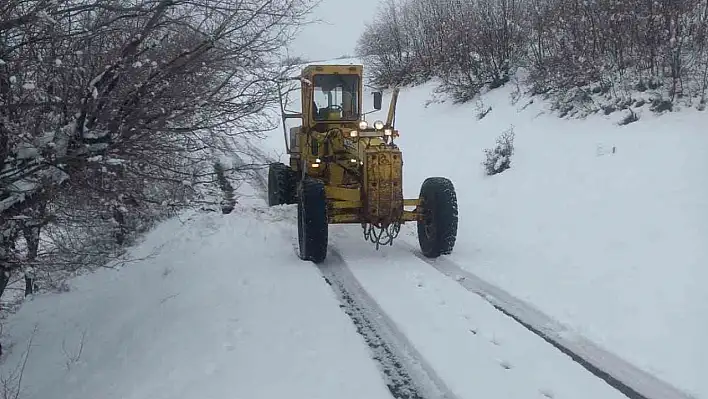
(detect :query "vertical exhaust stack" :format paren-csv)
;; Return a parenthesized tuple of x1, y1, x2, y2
(386, 87, 400, 129)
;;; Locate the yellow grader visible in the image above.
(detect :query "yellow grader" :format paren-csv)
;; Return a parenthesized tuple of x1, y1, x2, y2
(269, 64, 458, 263)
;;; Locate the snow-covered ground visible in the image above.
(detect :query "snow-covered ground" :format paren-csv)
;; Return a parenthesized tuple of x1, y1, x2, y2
(328, 230, 629, 399)
(344, 77, 708, 397)
(0, 57, 705, 399)
(0, 187, 392, 399)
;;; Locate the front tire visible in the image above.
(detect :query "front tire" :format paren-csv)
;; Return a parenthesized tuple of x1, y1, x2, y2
(297, 177, 328, 263)
(417, 177, 458, 258)
(268, 163, 296, 206)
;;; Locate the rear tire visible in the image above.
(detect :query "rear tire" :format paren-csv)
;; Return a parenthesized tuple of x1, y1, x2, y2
(417, 177, 458, 258)
(297, 177, 328, 263)
(268, 163, 296, 206)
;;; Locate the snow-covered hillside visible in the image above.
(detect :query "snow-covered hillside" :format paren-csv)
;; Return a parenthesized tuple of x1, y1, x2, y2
(0, 57, 705, 399)
(379, 80, 708, 398)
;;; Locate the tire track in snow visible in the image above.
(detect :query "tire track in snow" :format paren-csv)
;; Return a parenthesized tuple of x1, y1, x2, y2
(316, 248, 459, 399)
(401, 243, 694, 399)
(248, 166, 687, 399)
(247, 159, 430, 398)
(248, 147, 684, 399)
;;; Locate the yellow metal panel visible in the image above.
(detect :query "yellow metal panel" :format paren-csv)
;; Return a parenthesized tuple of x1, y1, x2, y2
(330, 200, 362, 209)
(401, 210, 419, 222)
(363, 148, 404, 226)
(331, 214, 362, 224)
(328, 163, 345, 186)
(325, 186, 360, 201)
(403, 199, 420, 207)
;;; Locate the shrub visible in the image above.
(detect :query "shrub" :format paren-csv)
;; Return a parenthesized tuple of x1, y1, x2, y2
(618, 109, 639, 125)
(483, 127, 515, 176)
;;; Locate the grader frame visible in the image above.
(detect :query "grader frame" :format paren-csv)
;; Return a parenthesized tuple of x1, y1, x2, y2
(269, 64, 458, 263)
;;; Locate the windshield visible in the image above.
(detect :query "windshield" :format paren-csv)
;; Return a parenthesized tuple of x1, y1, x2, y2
(312, 74, 359, 121)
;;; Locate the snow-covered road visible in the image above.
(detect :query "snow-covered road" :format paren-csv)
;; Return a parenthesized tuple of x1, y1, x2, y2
(0, 192, 395, 399)
(326, 223, 692, 399)
(0, 181, 696, 399)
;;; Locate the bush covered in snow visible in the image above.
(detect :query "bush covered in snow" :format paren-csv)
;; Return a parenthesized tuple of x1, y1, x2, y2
(0, 0, 314, 306)
(358, 0, 708, 112)
(619, 109, 640, 126)
(483, 128, 515, 176)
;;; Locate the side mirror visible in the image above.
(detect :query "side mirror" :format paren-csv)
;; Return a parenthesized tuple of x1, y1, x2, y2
(373, 92, 382, 110)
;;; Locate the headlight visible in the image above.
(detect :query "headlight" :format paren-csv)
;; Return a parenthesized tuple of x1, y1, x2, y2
(384, 129, 393, 136)
(349, 130, 358, 137)
(358, 120, 369, 130)
(374, 120, 385, 130)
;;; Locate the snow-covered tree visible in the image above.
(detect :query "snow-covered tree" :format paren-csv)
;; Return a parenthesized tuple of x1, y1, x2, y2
(0, 0, 314, 298)
(358, 0, 708, 107)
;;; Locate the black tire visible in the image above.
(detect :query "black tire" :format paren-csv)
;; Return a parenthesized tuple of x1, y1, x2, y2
(268, 163, 296, 206)
(297, 177, 328, 263)
(417, 177, 458, 258)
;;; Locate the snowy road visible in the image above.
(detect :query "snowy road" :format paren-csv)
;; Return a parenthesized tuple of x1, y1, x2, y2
(326, 225, 621, 399)
(319, 224, 694, 399)
(317, 249, 457, 399)
(0, 190, 696, 399)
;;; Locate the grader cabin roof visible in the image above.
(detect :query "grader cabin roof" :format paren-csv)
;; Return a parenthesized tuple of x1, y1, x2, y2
(301, 64, 363, 75)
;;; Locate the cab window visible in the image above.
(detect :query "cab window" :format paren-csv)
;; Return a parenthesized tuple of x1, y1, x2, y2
(312, 74, 359, 121)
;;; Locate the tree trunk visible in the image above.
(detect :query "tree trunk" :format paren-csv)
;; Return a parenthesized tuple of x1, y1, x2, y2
(0, 267, 10, 301)
(113, 206, 127, 246)
(0, 220, 18, 300)
(24, 274, 34, 296)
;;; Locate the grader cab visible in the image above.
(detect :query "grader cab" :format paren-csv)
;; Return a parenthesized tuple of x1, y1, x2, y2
(269, 64, 458, 263)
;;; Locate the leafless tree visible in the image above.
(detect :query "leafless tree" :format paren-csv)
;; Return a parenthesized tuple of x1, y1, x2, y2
(1, 0, 315, 299)
(359, 0, 708, 107)
(357, 0, 528, 100)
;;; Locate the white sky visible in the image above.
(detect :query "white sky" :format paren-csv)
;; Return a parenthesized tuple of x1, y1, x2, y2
(288, 0, 382, 61)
